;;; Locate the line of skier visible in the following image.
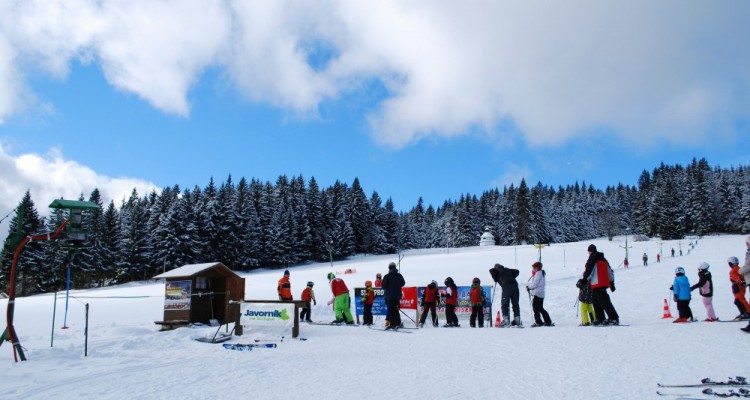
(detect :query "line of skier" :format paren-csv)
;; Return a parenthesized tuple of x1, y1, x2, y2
(669, 236, 750, 333)
(279, 235, 750, 333)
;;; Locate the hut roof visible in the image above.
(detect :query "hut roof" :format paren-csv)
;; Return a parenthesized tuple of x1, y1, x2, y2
(152, 262, 238, 279)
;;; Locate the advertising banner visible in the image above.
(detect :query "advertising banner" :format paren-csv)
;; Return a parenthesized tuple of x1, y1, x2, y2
(353, 286, 418, 316)
(240, 303, 295, 329)
(416, 285, 492, 322)
(164, 280, 191, 310)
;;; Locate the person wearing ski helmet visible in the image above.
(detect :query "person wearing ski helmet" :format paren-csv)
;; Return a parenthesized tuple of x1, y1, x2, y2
(469, 277, 486, 328)
(690, 262, 716, 322)
(443, 277, 459, 327)
(381, 262, 405, 329)
(489, 263, 522, 327)
(527, 262, 553, 327)
(418, 280, 441, 328)
(670, 267, 693, 323)
(741, 236, 750, 333)
(277, 270, 292, 301)
(361, 280, 376, 326)
(374, 273, 383, 288)
(327, 273, 354, 324)
(300, 281, 316, 322)
(727, 256, 750, 321)
(582, 244, 619, 325)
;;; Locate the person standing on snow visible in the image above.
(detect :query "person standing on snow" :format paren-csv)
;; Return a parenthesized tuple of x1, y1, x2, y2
(489, 263, 522, 327)
(277, 270, 292, 301)
(443, 277, 459, 327)
(643, 253, 648, 266)
(670, 267, 694, 323)
(418, 280, 440, 327)
(727, 256, 750, 321)
(527, 262, 553, 327)
(739, 236, 750, 333)
(300, 281, 316, 322)
(690, 262, 717, 322)
(374, 273, 383, 288)
(582, 244, 619, 325)
(469, 277, 486, 328)
(361, 280, 376, 326)
(327, 273, 354, 325)
(576, 276, 596, 326)
(381, 262, 405, 330)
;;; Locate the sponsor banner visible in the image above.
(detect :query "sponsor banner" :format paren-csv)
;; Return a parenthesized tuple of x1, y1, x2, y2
(353, 286, 419, 316)
(164, 280, 191, 310)
(240, 303, 295, 328)
(416, 285, 493, 321)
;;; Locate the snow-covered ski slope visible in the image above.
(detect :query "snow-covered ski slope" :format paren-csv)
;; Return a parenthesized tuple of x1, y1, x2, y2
(1, 235, 748, 400)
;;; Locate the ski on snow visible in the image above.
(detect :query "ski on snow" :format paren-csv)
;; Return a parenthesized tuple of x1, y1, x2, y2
(307, 321, 360, 327)
(367, 326, 412, 333)
(658, 377, 748, 388)
(657, 387, 750, 398)
(223, 343, 277, 351)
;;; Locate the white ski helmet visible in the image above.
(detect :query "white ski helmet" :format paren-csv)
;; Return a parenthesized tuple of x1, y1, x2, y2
(728, 256, 739, 265)
(698, 262, 710, 271)
(675, 267, 685, 275)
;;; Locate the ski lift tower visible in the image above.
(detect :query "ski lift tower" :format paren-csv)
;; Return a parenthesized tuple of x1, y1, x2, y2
(1, 199, 99, 362)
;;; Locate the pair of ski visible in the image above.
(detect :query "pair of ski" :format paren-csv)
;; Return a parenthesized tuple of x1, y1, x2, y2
(657, 377, 748, 398)
(367, 325, 412, 333)
(223, 343, 278, 351)
(307, 321, 360, 326)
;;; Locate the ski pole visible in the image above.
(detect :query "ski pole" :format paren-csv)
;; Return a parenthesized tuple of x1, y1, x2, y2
(399, 308, 417, 326)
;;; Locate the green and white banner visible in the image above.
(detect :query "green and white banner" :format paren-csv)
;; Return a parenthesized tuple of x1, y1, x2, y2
(240, 303, 295, 328)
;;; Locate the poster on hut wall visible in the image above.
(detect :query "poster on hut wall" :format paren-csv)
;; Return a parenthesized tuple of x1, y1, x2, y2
(164, 280, 191, 310)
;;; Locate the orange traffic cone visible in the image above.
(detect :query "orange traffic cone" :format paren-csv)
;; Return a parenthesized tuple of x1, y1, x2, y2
(495, 311, 502, 327)
(661, 298, 673, 319)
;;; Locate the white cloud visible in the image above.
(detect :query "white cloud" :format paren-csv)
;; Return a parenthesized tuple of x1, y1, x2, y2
(0, 143, 160, 236)
(0, 1, 748, 148)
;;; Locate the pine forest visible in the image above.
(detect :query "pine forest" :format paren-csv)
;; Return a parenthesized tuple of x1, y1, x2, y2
(2, 158, 750, 296)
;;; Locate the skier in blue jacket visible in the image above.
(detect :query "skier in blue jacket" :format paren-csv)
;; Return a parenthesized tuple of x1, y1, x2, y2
(670, 267, 694, 323)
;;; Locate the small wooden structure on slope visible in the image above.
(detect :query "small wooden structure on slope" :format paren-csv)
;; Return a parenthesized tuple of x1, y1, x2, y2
(152, 262, 245, 331)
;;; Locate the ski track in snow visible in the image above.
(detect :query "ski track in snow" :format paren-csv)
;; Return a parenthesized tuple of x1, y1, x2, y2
(1, 235, 748, 399)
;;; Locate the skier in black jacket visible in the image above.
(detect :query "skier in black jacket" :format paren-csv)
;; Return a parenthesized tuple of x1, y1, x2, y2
(381, 262, 405, 329)
(489, 263, 522, 327)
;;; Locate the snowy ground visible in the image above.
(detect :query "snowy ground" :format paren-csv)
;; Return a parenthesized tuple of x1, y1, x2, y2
(1, 235, 749, 400)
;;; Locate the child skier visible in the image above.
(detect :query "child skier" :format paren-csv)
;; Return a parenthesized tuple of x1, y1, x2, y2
(576, 277, 596, 326)
(527, 262, 553, 327)
(300, 281, 316, 322)
(327, 273, 354, 325)
(690, 262, 717, 322)
(443, 277, 459, 327)
(418, 280, 440, 327)
(277, 269, 292, 300)
(670, 267, 694, 323)
(361, 280, 375, 326)
(727, 256, 750, 320)
(469, 277, 486, 328)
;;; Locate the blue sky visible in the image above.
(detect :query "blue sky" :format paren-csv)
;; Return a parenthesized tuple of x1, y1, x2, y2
(1, 1, 750, 235)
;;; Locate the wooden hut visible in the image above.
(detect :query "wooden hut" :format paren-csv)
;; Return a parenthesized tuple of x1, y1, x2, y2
(152, 262, 245, 330)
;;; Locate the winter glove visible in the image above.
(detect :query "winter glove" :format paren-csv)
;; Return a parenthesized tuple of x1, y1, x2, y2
(609, 282, 616, 292)
(575, 279, 583, 289)
(669, 285, 674, 291)
(313, 300, 317, 306)
(327, 299, 334, 306)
